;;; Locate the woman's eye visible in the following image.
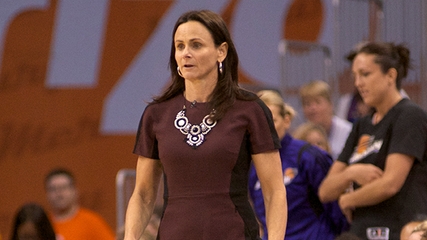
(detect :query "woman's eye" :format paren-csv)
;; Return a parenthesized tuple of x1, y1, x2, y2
(192, 42, 201, 48)
(176, 44, 184, 50)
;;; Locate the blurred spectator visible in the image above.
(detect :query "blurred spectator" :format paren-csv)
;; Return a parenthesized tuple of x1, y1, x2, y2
(319, 41, 427, 239)
(292, 121, 331, 153)
(44, 168, 115, 240)
(336, 41, 410, 124)
(249, 90, 348, 240)
(298, 80, 352, 159)
(401, 216, 427, 240)
(10, 202, 57, 240)
(407, 220, 427, 240)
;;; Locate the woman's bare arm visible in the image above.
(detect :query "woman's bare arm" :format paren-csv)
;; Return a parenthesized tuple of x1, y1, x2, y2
(319, 161, 383, 203)
(339, 153, 414, 210)
(252, 150, 287, 240)
(124, 156, 163, 240)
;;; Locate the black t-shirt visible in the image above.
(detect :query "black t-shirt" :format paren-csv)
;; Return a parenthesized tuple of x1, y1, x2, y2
(338, 99, 427, 240)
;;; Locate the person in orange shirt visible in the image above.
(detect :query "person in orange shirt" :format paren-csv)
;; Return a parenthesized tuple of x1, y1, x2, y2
(44, 168, 115, 240)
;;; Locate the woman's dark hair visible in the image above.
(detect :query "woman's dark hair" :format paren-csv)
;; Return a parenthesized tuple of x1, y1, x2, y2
(152, 9, 254, 121)
(346, 41, 411, 89)
(10, 203, 57, 240)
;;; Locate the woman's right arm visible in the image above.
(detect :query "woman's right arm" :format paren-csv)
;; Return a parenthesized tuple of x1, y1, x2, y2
(124, 156, 163, 240)
(318, 161, 352, 203)
(318, 161, 383, 203)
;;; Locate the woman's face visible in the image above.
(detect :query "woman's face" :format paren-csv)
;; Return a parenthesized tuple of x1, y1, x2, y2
(302, 96, 333, 127)
(267, 104, 289, 139)
(305, 130, 329, 152)
(174, 21, 226, 82)
(46, 175, 77, 213)
(352, 53, 394, 108)
(17, 221, 40, 240)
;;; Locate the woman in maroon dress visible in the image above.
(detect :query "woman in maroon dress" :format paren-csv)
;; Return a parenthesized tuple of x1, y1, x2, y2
(124, 10, 287, 240)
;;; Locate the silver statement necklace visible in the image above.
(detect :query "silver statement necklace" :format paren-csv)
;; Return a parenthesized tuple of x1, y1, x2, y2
(174, 103, 217, 149)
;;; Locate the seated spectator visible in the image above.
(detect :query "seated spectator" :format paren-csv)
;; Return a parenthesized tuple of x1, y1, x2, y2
(402, 222, 422, 240)
(292, 121, 331, 153)
(407, 220, 427, 240)
(44, 168, 115, 240)
(10, 202, 57, 240)
(298, 80, 353, 159)
(401, 216, 427, 240)
(248, 90, 348, 240)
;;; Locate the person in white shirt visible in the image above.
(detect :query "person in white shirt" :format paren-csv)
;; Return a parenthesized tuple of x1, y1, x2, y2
(298, 80, 352, 159)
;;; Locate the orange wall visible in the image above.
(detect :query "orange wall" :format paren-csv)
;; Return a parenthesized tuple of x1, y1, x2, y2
(0, 1, 173, 238)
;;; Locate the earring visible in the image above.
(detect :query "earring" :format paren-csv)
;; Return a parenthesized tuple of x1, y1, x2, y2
(218, 62, 223, 75)
(177, 66, 184, 78)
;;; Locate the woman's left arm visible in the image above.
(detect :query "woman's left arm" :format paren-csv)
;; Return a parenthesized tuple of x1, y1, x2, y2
(252, 150, 287, 240)
(339, 153, 414, 211)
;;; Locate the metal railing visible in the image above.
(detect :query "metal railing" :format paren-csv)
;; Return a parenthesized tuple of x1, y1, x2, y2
(115, 168, 136, 234)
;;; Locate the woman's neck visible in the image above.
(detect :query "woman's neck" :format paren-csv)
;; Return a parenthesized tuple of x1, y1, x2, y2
(375, 91, 403, 118)
(184, 79, 216, 103)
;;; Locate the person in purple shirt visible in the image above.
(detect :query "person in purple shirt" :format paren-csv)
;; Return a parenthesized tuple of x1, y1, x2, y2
(249, 90, 348, 240)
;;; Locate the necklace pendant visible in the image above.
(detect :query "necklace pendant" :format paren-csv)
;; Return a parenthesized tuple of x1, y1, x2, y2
(174, 105, 216, 149)
(186, 132, 204, 148)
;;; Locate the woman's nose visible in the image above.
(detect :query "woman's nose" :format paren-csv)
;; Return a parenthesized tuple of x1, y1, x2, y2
(354, 75, 362, 87)
(182, 47, 191, 58)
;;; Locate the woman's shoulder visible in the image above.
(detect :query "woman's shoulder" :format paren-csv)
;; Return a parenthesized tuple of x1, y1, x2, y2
(235, 89, 263, 106)
(237, 88, 258, 98)
(395, 98, 420, 110)
(146, 94, 181, 110)
(227, 92, 272, 124)
(234, 96, 268, 115)
(141, 95, 182, 120)
(394, 98, 427, 119)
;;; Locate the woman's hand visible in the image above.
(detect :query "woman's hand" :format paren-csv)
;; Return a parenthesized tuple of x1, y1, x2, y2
(338, 194, 354, 223)
(348, 163, 383, 186)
